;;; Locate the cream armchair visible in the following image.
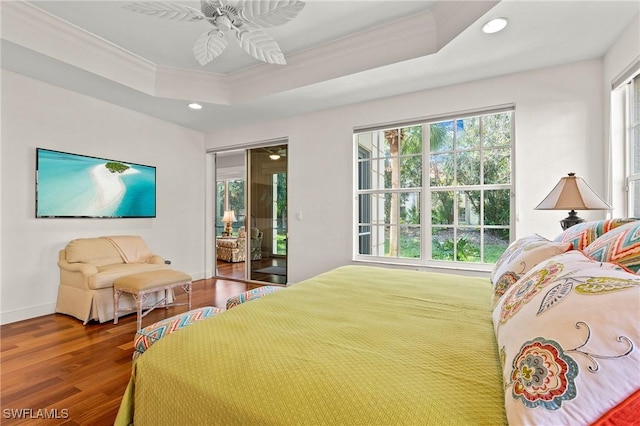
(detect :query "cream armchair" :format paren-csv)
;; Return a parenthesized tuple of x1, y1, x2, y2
(56, 236, 169, 324)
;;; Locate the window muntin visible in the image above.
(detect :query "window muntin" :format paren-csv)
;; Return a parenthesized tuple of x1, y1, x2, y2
(216, 179, 245, 237)
(356, 109, 513, 266)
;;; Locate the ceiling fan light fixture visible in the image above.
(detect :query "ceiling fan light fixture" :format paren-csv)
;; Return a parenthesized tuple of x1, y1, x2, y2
(123, 0, 306, 66)
(482, 17, 508, 34)
(269, 154, 281, 160)
(188, 102, 203, 110)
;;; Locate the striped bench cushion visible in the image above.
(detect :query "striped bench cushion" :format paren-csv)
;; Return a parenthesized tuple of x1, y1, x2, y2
(226, 286, 284, 310)
(133, 306, 223, 360)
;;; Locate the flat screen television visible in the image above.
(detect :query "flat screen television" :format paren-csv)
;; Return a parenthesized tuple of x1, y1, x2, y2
(36, 148, 156, 218)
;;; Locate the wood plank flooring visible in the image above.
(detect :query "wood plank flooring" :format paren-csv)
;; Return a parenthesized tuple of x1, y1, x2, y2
(0, 278, 260, 425)
(216, 257, 287, 285)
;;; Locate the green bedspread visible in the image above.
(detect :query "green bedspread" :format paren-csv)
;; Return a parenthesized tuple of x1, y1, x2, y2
(116, 265, 507, 425)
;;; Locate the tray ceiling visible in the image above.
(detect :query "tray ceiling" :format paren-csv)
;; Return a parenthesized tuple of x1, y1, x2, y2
(2, 1, 638, 132)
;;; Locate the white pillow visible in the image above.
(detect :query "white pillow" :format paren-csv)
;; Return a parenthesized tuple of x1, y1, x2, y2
(491, 234, 571, 306)
(493, 250, 640, 425)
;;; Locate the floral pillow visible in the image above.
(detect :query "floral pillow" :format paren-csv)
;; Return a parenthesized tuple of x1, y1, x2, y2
(583, 220, 640, 273)
(491, 234, 571, 306)
(492, 250, 640, 425)
(553, 218, 637, 250)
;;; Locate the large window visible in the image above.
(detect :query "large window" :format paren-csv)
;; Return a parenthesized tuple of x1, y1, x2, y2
(627, 74, 640, 216)
(355, 108, 514, 267)
(216, 179, 245, 236)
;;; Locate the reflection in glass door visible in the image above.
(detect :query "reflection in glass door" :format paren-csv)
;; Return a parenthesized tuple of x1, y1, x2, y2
(247, 145, 287, 284)
(214, 151, 247, 281)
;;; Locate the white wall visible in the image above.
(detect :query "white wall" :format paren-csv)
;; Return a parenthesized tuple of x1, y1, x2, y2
(604, 14, 640, 217)
(205, 59, 608, 284)
(0, 71, 206, 324)
(5, 48, 635, 323)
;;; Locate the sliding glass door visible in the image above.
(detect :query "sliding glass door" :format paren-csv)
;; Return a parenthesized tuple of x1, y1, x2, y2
(212, 144, 287, 284)
(247, 145, 287, 284)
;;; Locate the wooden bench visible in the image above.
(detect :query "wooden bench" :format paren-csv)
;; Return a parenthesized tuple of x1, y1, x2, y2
(113, 270, 192, 330)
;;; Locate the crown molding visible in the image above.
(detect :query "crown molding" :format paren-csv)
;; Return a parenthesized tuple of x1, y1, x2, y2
(1, 1, 496, 108)
(1, 2, 235, 104)
(155, 66, 230, 104)
(432, 1, 500, 49)
(1, 1, 157, 94)
(228, 11, 439, 103)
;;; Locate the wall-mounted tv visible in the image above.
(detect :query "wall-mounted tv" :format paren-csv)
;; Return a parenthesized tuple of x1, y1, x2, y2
(36, 148, 156, 218)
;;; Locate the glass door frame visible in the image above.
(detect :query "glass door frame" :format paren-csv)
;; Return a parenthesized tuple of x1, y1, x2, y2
(206, 140, 288, 285)
(247, 144, 288, 284)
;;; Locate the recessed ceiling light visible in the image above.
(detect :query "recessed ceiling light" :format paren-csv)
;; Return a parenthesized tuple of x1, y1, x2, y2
(482, 17, 508, 34)
(188, 103, 202, 110)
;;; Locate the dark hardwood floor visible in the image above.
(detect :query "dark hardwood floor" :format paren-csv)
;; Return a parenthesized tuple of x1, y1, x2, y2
(0, 278, 261, 425)
(216, 257, 287, 285)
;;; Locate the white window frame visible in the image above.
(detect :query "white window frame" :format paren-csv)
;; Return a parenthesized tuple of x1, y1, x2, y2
(353, 106, 515, 271)
(626, 73, 640, 217)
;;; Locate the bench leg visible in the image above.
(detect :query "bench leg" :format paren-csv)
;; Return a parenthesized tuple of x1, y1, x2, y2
(113, 289, 123, 325)
(165, 288, 170, 309)
(136, 293, 143, 330)
(180, 282, 192, 311)
(113, 282, 191, 329)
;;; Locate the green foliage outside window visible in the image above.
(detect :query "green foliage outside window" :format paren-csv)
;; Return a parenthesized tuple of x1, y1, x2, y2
(358, 110, 513, 264)
(216, 180, 245, 236)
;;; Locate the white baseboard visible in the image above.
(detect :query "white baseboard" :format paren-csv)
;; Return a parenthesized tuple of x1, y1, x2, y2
(189, 270, 207, 281)
(1, 270, 209, 325)
(0, 303, 56, 325)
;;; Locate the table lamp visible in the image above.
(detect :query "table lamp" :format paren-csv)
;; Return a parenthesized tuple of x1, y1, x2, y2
(535, 172, 611, 230)
(222, 210, 237, 236)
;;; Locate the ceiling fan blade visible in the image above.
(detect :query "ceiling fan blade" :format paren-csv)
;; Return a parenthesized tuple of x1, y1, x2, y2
(238, 0, 305, 28)
(123, 2, 205, 21)
(193, 31, 228, 65)
(235, 29, 286, 65)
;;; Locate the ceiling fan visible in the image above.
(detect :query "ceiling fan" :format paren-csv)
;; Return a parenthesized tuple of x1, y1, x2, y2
(123, 0, 306, 66)
(267, 147, 286, 160)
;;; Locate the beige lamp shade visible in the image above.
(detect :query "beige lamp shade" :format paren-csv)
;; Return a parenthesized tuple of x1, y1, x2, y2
(535, 173, 611, 230)
(222, 210, 237, 235)
(535, 173, 611, 210)
(222, 210, 237, 223)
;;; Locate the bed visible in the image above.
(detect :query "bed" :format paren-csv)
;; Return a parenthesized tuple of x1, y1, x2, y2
(116, 220, 640, 426)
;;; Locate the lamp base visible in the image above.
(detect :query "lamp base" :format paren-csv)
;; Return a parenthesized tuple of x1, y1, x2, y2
(560, 210, 584, 230)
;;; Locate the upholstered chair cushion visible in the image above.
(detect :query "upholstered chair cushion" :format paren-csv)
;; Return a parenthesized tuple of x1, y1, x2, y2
(65, 238, 124, 267)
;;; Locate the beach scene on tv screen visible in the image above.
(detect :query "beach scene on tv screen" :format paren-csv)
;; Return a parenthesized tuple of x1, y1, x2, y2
(37, 149, 156, 217)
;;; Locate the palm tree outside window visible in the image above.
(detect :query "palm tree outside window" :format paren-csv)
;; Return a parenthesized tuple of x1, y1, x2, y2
(355, 108, 514, 266)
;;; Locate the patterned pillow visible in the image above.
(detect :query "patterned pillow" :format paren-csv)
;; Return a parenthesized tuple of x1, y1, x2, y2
(491, 234, 571, 306)
(553, 218, 637, 250)
(583, 220, 640, 273)
(492, 250, 640, 425)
